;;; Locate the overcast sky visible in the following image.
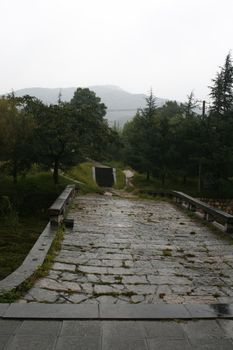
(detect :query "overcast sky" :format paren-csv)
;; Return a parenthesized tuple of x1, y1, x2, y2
(0, 0, 232, 101)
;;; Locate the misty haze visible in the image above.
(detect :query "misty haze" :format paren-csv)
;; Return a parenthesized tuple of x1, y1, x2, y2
(1, 1, 233, 348)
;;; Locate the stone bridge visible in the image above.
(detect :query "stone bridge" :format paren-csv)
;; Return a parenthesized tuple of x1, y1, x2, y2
(19, 193, 233, 305)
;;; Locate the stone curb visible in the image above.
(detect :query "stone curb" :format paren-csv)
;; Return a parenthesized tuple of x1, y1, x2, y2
(1, 303, 233, 320)
(0, 223, 56, 294)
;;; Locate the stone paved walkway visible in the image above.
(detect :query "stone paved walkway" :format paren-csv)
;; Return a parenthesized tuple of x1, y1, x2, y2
(2, 319, 233, 350)
(21, 194, 233, 304)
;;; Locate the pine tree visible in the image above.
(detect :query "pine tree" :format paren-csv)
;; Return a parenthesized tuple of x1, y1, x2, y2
(140, 89, 157, 120)
(182, 91, 198, 117)
(209, 53, 233, 115)
(222, 53, 233, 113)
(122, 90, 158, 180)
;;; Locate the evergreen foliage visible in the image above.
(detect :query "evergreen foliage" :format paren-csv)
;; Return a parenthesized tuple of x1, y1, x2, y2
(122, 54, 233, 194)
(1, 53, 233, 196)
(0, 88, 114, 184)
(209, 52, 233, 115)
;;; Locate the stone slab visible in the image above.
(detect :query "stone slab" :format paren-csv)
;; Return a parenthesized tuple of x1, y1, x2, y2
(147, 338, 192, 350)
(102, 320, 146, 339)
(182, 319, 233, 349)
(61, 320, 101, 337)
(17, 320, 62, 335)
(55, 336, 101, 350)
(142, 320, 185, 339)
(0, 304, 10, 316)
(182, 319, 226, 339)
(102, 337, 148, 350)
(0, 335, 12, 350)
(53, 263, 76, 272)
(2, 319, 233, 350)
(4, 304, 99, 319)
(4, 303, 233, 320)
(185, 304, 233, 318)
(23, 288, 58, 303)
(191, 338, 233, 349)
(99, 304, 190, 319)
(5, 335, 57, 350)
(0, 320, 21, 334)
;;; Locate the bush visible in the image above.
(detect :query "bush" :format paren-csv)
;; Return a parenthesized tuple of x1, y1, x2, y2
(0, 172, 70, 217)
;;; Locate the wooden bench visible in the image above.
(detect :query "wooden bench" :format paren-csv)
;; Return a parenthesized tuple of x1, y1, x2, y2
(48, 184, 76, 226)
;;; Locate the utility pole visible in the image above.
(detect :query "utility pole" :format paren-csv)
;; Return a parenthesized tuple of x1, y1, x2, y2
(58, 89, 62, 105)
(198, 159, 202, 193)
(202, 100, 206, 117)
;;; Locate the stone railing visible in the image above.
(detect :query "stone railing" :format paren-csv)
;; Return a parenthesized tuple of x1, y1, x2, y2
(200, 198, 233, 215)
(48, 184, 76, 226)
(145, 190, 233, 234)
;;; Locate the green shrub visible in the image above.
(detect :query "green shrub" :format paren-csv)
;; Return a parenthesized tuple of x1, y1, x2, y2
(0, 172, 69, 217)
(67, 162, 103, 193)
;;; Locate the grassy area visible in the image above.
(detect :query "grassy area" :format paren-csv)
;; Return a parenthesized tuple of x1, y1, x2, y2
(0, 226, 64, 302)
(67, 162, 104, 194)
(67, 161, 126, 192)
(132, 173, 199, 196)
(0, 172, 70, 216)
(132, 172, 233, 198)
(113, 168, 125, 189)
(0, 217, 47, 280)
(0, 172, 70, 280)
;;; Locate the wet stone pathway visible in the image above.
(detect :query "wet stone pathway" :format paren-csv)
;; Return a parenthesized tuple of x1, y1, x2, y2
(2, 319, 233, 349)
(21, 194, 233, 304)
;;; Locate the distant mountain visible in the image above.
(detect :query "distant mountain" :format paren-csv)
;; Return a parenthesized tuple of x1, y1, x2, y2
(10, 85, 168, 125)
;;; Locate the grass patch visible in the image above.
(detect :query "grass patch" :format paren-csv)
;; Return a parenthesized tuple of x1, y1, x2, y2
(184, 253, 196, 258)
(131, 171, 233, 199)
(67, 162, 104, 194)
(93, 291, 136, 298)
(175, 273, 186, 277)
(67, 161, 126, 192)
(0, 172, 70, 281)
(0, 226, 64, 303)
(136, 192, 158, 201)
(177, 248, 184, 253)
(113, 168, 125, 189)
(162, 248, 173, 257)
(114, 276, 123, 283)
(0, 172, 70, 216)
(213, 292, 221, 298)
(121, 261, 130, 268)
(0, 217, 47, 280)
(159, 293, 166, 299)
(104, 161, 126, 189)
(132, 173, 199, 197)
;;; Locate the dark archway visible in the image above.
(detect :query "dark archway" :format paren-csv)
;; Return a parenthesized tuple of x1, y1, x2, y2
(95, 167, 114, 187)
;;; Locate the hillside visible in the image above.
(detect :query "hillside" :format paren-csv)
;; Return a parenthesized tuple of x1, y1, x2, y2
(11, 85, 167, 125)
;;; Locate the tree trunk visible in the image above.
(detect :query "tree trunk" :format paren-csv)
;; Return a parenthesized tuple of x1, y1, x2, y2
(183, 175, 187, 185)
(146, 171, 150, 181)
(161, 173, 166, 187)
(53, 159, 59, 184)
(198, 160, 202, 193)
(13, 164, 18, 184)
